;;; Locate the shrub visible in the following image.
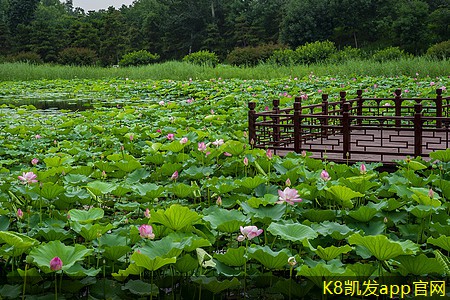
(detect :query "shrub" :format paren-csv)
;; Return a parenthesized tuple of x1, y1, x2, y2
(329, 46, 363, 63)
(119, 50, 160, 67)
(426, 40, 450, 59)
(6, 51, 43, 64)
(372, 47, 409, 62)
(226, 44, 285, 66)
(295, 40, 337, 65)
(267, 49, 298, 66)
(58, 47, 98, 66)
(182, 50, 219, 67)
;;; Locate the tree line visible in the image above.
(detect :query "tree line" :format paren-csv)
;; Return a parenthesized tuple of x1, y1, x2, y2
(0, 0, 448, 66)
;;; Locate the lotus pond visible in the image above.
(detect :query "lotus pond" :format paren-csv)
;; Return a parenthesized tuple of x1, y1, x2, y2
(0, 75, 450, 299)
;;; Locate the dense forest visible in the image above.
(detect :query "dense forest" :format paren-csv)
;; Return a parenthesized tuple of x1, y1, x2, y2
(0, 0, 449, 66)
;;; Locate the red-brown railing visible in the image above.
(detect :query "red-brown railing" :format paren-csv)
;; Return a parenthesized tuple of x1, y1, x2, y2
(248, 89, 450, 163)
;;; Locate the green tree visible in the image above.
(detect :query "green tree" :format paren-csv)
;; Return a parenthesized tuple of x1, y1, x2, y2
(97, 7, 129, 65)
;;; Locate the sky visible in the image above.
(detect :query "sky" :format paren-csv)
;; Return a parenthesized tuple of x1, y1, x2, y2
(71, 0, 135, 11)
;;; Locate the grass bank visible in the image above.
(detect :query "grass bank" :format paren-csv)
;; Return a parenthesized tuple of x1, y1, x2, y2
(0, 57, 448, 81)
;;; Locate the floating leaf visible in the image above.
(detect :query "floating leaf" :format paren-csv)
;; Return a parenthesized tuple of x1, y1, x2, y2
(267, 222, 318, 243)
(348, 234, 418, 261)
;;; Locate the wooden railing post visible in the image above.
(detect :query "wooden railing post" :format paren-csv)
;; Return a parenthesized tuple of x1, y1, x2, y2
(436, 88, 443, 128)
(322, 94, 329, 136)
(293, 101, 301, 153)
(394, 89, 402, 127)
(414, 103, 423, 157)
(356, 89, 363, 126)
(342, 102, 351, 160)
(340, 91, 347, 111)
(248, 102, 257, 148)
(272, 99, 280, 146)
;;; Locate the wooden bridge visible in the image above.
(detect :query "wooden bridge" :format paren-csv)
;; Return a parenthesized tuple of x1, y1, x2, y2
(248, 89, 450, 163)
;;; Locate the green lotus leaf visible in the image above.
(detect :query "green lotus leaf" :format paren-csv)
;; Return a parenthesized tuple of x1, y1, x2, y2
(150, 204, 201, 231)
(64, 263, 101, 277)
(64, 174, 90, 184)
(235, 176, 267, 189)
(214, 247, 247, 267)
(240, 201, 286, 223)
(0, 231, 39, 256)
(407, 160, 428, 171)
(405, 205, 436, 219)
(131, 251, 176, 271)
(347, 263, 377, 280)
(340, 174, 379, 193)
(169, 183, 193, 198)
(125, 168, 150, 184)
(348, 234, 418, 261)
(410, 187, 441, 207)
(160, 141, 185, 152)
(207, 177, 237, 194)
(139, 236, 184, 258)
(0, 284, 21, 299)
(104, 246, 132, 261)
(33, 182, 65, 200)
(28, 240, 93, 273)
(326, 185, 364, 209)
(296, 263, 355, 288)
(133, 183, 165, 199)
(111, 185, 132, 197)
(267, 222, 318, 242)
(160, 162, 182, 176)
(86, 181, 115, 196)
(115, 159, 142, 173)
(223, 141, 245, 156)
(302, 209, 336, 222)
(36, 227, 71, 242)
(430, 149, 450, 162)
(273, 278, 314, 298)
(44, 155, 72, 168)
(145, 153, 165, 165)
(122, 280, 158, 296)
(248, 245, 291, 269)
(314, 244, 353, 261)
(112, 263, 144, 281)
(347, 206, 378, 222)
(428, 236, 450, 252)
(166, 232, 211, 252)
(394, 254, 444, 276)
(191, 276, 240, 294)
(175, 254, 198, 273)
(434, 250, 450, 276)
(203, 206, 248, 233)
(94, 161, 117, 173)
(311, 221, 356, 240)
(68, 207, 104, 224)
(17, 267, 43, 285)
(432, 179, 450, 199)
(182, 166, 214, 179)
(70, 223, 114, 242)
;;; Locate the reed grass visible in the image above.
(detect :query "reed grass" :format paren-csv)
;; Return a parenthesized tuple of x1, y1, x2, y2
(0, 57, 448, 81)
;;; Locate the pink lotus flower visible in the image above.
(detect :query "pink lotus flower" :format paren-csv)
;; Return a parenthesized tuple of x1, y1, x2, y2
(212, 139, 224, 147)
(186, 98, 193, 104)
(159, 100, 165, 105)
(180, 137, 188, 144)
(430, 82, 435, 86)
(277, 187, 302, 205)
(320, 170, 330, 181)
(301, 150, 307, 157)
(243, 157, 249, 166)
(285, 178, 291, 187)
(139, 224, 155, 239)
(223, 152, 232, 157)
(129, 134, 134, 141)
(428, 189, 434, 198)
(300, 94, 308, 100)
(167, 133, 174, 140)
(31, 158, 39, 165)
(50, 257, 63, 271)
(360, 163, 367, 175)
(18, 172, 38, 184)
(156, 129, 162, 133)
(35, 134, 41, 139)
(198, 142, 207, 152)
(171, 171, 179, 180)
(144, 208, 150, 218)
(239, 225, 263, 240)
(216, 196, 222, 206)
(266, 149, 273, 160)
(17, 208, 23, 219)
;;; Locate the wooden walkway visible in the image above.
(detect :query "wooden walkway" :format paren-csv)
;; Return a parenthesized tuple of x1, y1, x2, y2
(248, 89, 450, 164)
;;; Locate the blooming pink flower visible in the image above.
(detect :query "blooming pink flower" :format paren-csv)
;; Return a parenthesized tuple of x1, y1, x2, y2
(144, 208, 150, 218)
(264, 106, 269, 111)
(18, 172, 38, 184)
(320, 170, 330, 181)
(317, 89, 323, 93)
(17, 208, 23, 219)
(180, 137, 188, 144)
(441, 86, 447, 91)
(50, 257, 63, 271)
(139, 224, 155, 239)
(129, 134, 134, 141)
(171, 171, 179, 180)
(198, 142, 207, 152)
(266, 149, 273, 160)
(360, 163, 367, 175)
(31, 158, 39, 165)
(239, 226, 263, 240)
(167, 133, 174, 140)
(156, 129, 162, 133)
(301, 150, 307, 157)
(277, 187, 302, 205)
(430, 82, 435, 86)
(159, 100, 165, 105)
(212, 139, 224, 147)
(300, 94, 308, 100)
(223, 152, 232, 157)
(34, 134, 41, 139)
(186, 98, 193, 104)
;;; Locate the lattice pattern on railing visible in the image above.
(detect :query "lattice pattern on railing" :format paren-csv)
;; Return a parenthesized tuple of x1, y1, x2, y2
(248, 88, 450, 163)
